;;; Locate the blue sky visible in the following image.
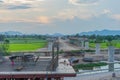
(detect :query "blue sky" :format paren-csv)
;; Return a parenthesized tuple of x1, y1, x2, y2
(0, 0, 120, 34)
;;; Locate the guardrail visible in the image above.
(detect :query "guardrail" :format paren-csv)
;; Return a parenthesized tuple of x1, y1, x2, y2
(77, 67, 120, 74)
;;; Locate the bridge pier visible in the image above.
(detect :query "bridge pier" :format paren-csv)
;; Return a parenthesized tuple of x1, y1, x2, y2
(85, 41, 89, 50)
(95, 43, 100, 54)
(108, 46, 115, 72)
(81, 40, 84, 49)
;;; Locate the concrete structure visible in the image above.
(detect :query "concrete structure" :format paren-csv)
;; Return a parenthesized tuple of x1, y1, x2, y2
(0, 39, 76, 80)
(81, 40, 84, 49)
(48, 41, 53, 51)
(69, 37, 80, 46)
(95, 43, 100, 54)
(108, 46, 115, 72)
(85, 41, 89, 50)
(48, 38, 55, 52)
(0, 57, 76, 80)
(80, 38, 89, 49)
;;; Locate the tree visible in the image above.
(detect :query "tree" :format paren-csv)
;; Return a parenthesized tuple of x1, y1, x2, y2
(0, 35, 5, 42)
(75, 33, 80, 38)
(0, 35, 5, 56)
(2, 39, 10, 55)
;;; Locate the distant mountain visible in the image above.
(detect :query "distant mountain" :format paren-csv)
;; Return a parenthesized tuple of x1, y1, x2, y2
(0, 31, 64, 36)
(52, 33, 64, 37)
(43, 33, 64, 37)
(80, 30, 120, 36)
(0, 31, 23, 35)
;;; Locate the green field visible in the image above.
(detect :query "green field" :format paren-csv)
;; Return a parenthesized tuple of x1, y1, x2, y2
(89, 40, 120, 48)
(9, 43, 47, 52)
(7, 38, 47, 52)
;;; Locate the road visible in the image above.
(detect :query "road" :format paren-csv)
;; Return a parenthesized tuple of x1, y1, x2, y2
(37, 39, 80, 52)
(59, 39, 80, 51)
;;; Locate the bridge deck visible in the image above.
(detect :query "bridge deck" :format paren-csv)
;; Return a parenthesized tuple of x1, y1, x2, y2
(0, 57, 76, 78)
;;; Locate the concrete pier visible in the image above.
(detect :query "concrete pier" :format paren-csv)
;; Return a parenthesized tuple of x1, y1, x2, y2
(48, 42, 53, 51)
(95, 43, 100, 54)
(85, 42, 89, 50)
(108, 46, 115, 72)
(81, 40, 84, 49)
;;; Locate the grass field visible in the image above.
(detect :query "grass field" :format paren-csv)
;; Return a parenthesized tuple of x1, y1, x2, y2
(89, 40, 120, 48)
(7, 38, 47, 52)
(9, 43, 47, 52)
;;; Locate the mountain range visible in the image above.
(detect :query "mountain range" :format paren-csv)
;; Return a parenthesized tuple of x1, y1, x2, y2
(0, 31, 23, 35)
(79, 30, 120, 36)
(0, 30, 120, 36)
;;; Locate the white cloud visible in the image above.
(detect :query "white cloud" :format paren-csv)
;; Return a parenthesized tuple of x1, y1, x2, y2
(69, 0, 101, 6)
(0, 7, 46, 22)
(37, 16, 51, 24)
(55, 8, 95, 20)
(55, 9, 75, 20)
(2, 0, 44, 4)
(0, 0, 45, 10)
(102, 9, 111, 14)
(111, 14, 120, 21)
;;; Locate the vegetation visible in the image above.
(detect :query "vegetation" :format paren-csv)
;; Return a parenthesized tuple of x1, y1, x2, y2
(68, 34, 120, 48)
(0, 35, 48, 53)
(73, 62, 107, 71)
(9, 42, 47, 52)
(89, 40, 120, 48)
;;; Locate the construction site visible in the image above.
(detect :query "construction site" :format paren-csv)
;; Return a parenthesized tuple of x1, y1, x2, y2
(0, 37, 120, 80)
(0, 38, 76, 80)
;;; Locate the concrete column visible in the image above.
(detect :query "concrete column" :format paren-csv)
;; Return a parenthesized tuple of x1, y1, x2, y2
(95, 43, 100, 54)
(108, 46, 114, 62)
(108, 46, 115, 72)
(48, 42, 53, 51)
(57, 43, 59, 67)
(85, 42, 89, 50)
(81, 40, 84, 49)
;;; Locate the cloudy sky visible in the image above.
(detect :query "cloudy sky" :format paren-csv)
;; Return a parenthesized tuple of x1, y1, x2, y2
(0, 0, 120, 34)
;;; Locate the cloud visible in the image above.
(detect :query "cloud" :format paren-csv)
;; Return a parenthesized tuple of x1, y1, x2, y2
(55, 8, 95, 20)
(111, 14, 120, 21)
(0, 0, 3, 3)
(6, 4, 31, 10)
(38, 16, 51, 24)
(56, 9, 75, 20)
(102, 9, 111, 14)
(0, 7, 46, 23)
(0, 0, 44, 10)
(1, 0, 44, 4)
(69, 0, 101, 6)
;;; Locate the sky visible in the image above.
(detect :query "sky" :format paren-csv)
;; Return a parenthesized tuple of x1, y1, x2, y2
(0, 0, 120, 34)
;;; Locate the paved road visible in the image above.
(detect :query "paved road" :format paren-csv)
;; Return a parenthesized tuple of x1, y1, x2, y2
(37, 39, 80, 52)
(59, 39, 80, 51)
